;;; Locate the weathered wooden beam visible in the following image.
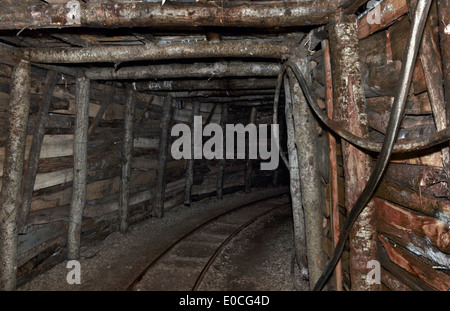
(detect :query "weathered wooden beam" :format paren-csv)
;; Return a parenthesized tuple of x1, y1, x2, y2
(245, 107, 257, 193)
(358, 0, 410, 39)
(328, 13, 379, 291)
(24, 41, 293, 64)
(0, 59, 30, 291)
(119, 85, 136, 234)
(165, 90, 275, 99)
(88, 62, 281, 81)
(323, 39, 342, 291)
(87, 88, 115, 139)
(437, 0, 450, 125)
(0, 1, 339, 30)
(18, 70, 57, 233)
(217, 104, 228, 200)
(184, 102, 200, 206)
(284, 76, 309, 281)
(132, 78, 277, 92)
(287, 57, 326, 288)
(67, 77, 90, 260)
(153, 96, 173, 218)
(407, 0, 450, 190)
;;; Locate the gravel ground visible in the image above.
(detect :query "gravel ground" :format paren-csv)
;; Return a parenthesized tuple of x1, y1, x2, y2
(198, 203, 309, 291)
(18, 186, 291, 291)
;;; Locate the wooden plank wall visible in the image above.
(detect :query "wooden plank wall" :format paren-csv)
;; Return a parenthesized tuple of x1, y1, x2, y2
(313, 0, 450, 290)
(0, 56, 273, 285)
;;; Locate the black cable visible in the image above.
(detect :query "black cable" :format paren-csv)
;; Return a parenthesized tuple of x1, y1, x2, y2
(273, 0, 432, 291)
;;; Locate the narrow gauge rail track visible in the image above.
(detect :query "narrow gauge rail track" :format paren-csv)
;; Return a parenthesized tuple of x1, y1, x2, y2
(125, 194, 291, 291)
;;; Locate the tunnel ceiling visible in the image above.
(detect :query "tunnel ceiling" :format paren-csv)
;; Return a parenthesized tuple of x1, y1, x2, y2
(0, 0, 348, 107)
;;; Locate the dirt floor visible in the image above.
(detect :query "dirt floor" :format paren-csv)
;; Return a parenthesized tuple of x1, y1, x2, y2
(197, 203, 309, 291)
(18, 186, 305, 291)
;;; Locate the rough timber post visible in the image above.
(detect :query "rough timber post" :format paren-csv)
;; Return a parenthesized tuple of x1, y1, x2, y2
(323, 39, 343, 291)
(19, 71, 57, 232)
(284, 76, 309, 281)
(184, 102, 201, 206)
(119, 85, 136, 234)
(437, 0, 449, 124)
(286, 58, 327, 288)
(328, 13, 379, 290)
(245, 107, 258, 193)
(217, 104, 229, 200)
(0, 59, 30, 291)
(154, 96, 173, 218)
(67, 77, 90, 260)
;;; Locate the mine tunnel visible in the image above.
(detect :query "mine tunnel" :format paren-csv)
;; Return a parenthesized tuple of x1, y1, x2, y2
(0, 0, 449, 292)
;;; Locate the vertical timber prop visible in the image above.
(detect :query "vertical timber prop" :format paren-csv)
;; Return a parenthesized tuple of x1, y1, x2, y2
(437, 0, 449, 123)
(67, 77, 90, 260)
(408, 0, 450, 187)
(217, 104, 228, 200)
(153, 96, 173, 218)
(286, 57, 327, 288)
(245, 107, 257, 193)
(19, 70, 58, 232)
(328, 13, 379, 290)
(0, 60, 30, 291)
(283, 76, 309, 281)
(119, 85, 136, 234)
(184, 102, 201, 206)
(323, 39, 343, 291)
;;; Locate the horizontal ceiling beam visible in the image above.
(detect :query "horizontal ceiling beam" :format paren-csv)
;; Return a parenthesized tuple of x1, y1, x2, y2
(156, 89, 276, 98)
(132, 78, 277, 91)
(22, 40, 293, 64)
(84, 61, 281, 80)
(0, 1, 339, 30)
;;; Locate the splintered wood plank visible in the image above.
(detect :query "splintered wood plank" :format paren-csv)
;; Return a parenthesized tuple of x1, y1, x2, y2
(376, 182, 450, 220)
(379, 235, 450, 291)
(375, 198, 450, 254)
(358, 0, 409, 39)
(390, 149, 443, 167)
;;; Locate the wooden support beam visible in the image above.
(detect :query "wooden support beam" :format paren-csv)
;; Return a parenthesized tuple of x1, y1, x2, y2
(0, 1, 338, 30)
(287, 57, 327, 288)
(407, 0, 450, 189)
(67, 77, 90, 260)
(153, 96, 173, 218)
(184, 102, 200, 206)
(90, 62, 281, 81)
(0, 59, 30, 291)
(204, 103, 218, 127)
(132, 78, 277, 92)
(437, 0, 450, 125)
(119, 85, 136, 234)
(217, 104, 228, 200)
(323, 39, 343, 291)
(284, 76, 309, 281)
(245, 107, 257, 193)
(358, 0, 410, 39)
(87, 88, 116, 139)
(328, 13, 379, 291)
(18, 70, 57, 232)
(24, 41, 293, 64)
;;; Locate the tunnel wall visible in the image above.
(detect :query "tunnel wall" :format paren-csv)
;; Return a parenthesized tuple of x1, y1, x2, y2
(0, 56, 275, 285)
